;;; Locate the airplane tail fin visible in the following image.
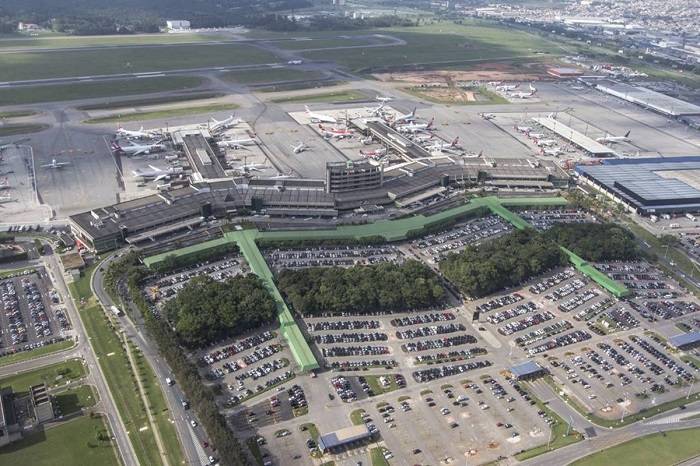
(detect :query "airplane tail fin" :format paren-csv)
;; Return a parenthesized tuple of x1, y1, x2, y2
(451, 137, 459, 147)
(427, 117, 434, 128)
(304, 105, 311, 113)
(624, 130, 631, 138)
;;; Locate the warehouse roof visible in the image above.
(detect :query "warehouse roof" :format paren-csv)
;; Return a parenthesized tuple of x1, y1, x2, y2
(510, 361, 546, 379)
(594, 80, 700, 117)
(669, 332, 700, 349)
(318, 425, 371, 451)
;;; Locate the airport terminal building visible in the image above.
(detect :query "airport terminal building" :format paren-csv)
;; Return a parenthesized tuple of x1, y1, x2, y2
(575, 156, 700, 215)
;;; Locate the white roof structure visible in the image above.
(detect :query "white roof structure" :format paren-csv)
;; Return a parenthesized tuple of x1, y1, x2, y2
(532, 117, 617, 157)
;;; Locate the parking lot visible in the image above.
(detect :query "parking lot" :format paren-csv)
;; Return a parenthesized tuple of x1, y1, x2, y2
(263, 245, 404, 271)
(194, 326, 296, 408)
(407, 215, 513, 262)
(0, 268, 71, 354)
(146, 255, 244, 305)
(518, 209, 596, 231)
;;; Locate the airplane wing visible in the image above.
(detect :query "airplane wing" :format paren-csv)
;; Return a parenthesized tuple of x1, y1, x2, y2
(154, 174, 168, 182)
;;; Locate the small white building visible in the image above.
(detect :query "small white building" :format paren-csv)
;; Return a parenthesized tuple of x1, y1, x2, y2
(166, 20, 191, 32)
(17, 22, 41, 32)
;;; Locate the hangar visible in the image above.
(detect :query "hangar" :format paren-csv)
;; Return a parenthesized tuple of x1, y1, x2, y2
(575, 156, 700, 215)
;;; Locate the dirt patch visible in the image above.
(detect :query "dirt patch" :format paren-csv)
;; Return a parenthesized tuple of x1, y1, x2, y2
(411, 87, 477, 103)
(373, 63, 545, 84)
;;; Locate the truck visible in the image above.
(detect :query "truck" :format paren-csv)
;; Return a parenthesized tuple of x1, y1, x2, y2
(110, 305, 123, 317)
(686, 213, 697, 222)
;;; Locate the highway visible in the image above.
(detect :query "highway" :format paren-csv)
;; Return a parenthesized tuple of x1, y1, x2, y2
(42, 253, 138, 466)
(92, 251, 206, 466)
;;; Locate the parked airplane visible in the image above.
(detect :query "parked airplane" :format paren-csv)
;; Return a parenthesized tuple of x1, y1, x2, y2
(510, 84, 537, 99)
(0, 195, 13, 204)
(393, 107, 417, 125)
(217, 138, 258, 149)
(41, 158, 72, 169)
(497, 84, 518, 91)
(131, 164, 183, 181)
(397, 117, 434, 133)
(536, 139, 557, 147)
(515, 125, 532, 133)
(412, 133, 434, 143)
(427, 137, 462, 151)
(292, 141, 309, 154)
(368, 103, 386, 117)
(230, 163, 267, 172)
(111, 140, 165, 156)
(596, 130, 631, 144)
(359, 147, 387, 159)
(304, 106, 337, 124)
(376, 96, 393, 103)
(479, 113, 496, 120)
(487, 81, 502, 86)
(116, 126, 158, 139)
(209, 115, 242, 133)
(528, 133, 545, 140)
(541, 147, 563, 156)
(318, 124, 354, 139)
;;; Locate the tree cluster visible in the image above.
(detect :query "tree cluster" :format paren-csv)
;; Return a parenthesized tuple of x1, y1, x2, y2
(544, 223, 640, 262)
(277, 260, 445, 315)
(107, 253, 250, 466)
(439, 229, 565, 298)
(163, 275, 276, 348)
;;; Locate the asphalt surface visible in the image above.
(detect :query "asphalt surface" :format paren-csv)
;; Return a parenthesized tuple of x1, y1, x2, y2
(92, 251, 204, 466)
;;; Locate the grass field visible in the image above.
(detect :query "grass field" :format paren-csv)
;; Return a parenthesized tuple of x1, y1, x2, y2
(0, 43, 276, 82)
(0, 358, 86, 393)
(0, 339, 75, 368)
(0, 76, 203, 106)
(76, 91, 223, 111)
(0, 33, 227, 50)
(350, 408, 366, 425)
(301, 20, 565, 72)
(0, 123, 49, 136)
(370, 447, 390, 466)
(0, 415, 119, 466)
(0, 109, 37, 118)
(54, 384, 98, 415)
(271, 38, 375, 50)
(572, 428, 700, 466)
(221, 67, 323, 84)
(365, 375, 402, 396)
(69, 266, 183, 466)
(271, 90, 366, 103)
(84, 103, 239, 124)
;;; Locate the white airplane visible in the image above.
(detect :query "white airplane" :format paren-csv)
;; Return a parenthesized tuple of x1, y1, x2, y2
(230, 163, 267, 172)
(131, 164, 183, 182)
(536, 139, 557, 147)
(41, 159, 71, 169)
(360, 136, 374, 145)
(209, 115, 242, 133)
(510, 84, 537, 99)
(528, 133, 545, 140)
(116, 126, 158, 139)
(111, 140, 165, 156)
(497, 84, 518, 91)
(542, 147, 563, 156)
(397, 117, 434, 134)
(376, 96, 393, 103)
(393, 107, 417, 125)
(318, 124, 354, 139)
(479, 113, 495, 120)
(427, 137, 462, 153)
(487, 81, 502, 86)
(515, 125, 532, 133)
(217, 138, 258, 149)
(359, 147, 387, 159)
(596, 130, 631, 144)
(304, 106, 337, 124)
(291, 141, 308, 154)
(412, 133, 434, 143)
(0, 195, 13, 204)
(368, 102, 386, 117)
